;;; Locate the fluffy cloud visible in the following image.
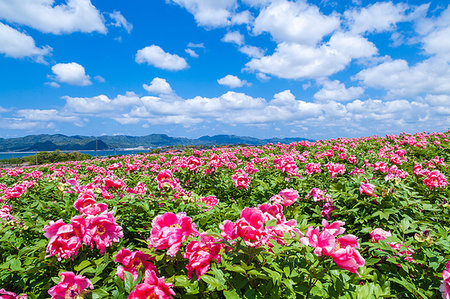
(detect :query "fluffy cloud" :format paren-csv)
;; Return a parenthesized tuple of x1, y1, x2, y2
(109, 11, 133, 33)
(354, 57, 450, 98)
(238, 45, 265, 58)
(314, 80, 364, 102)
(217, 75, 248, 88)
(0, 0, 106, 34)
(135, 45, 188, 71)
(222, 31, 244, 45)
(245, 33, 377, 80)
(253, 0, 340, 45)
(0, 22, 51, 61)
(167, 0, 237, 27)
(51, 62, 92, 86)
(185, 48, 198, 57)
(16, 109, 81, 123)
(344, 2, 409, 34)
(143, 78, 174, 94)
(417, 6, 450, 61)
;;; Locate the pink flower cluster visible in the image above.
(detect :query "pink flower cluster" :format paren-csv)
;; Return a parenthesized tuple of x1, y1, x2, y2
(269, 188, 299, 206)
(0, 205, 13, 221)
(128, 270, 175, 299)
(370, 228, 414, 263)
(306, 188, 335, 219)
(115, 248, 157, 282)
(301, 220, 365, 276)
(0, 289, 27, 299)
(183, 233, 222, 280)
(326, 163, 345, 179)
(148, 212, 199, 256)
(231, 169, 251, 190)
(441, 261, 450, 299)
(48, 272, 93, 299)
(359, 183, 377, 197)
(44, 192, 123, 260)
(220, 203, 300, 248)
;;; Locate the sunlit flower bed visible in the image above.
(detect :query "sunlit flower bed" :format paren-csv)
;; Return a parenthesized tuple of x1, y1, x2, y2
(0, 131, 449, 298)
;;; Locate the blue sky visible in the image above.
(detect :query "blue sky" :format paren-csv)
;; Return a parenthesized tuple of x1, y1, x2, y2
(0, 0, 449, 140)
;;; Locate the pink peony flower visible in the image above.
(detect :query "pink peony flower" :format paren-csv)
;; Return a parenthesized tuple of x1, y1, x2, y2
(331, 246, 365, 277)
(231, 169, 251, 190)
(322, 220, 345, 237)
(156, 170, 177, 190)
(301, 226, 336, 256)
(48, 272, 93, 299)
(270, 189, 299, 206)
(305, 163, 322, 175)
(43, 216, 86, 261)
(183, 234, 222, 280)
(73, 191, 108, 216)
(370, 228, 392, 243)
(128, 271, 175, 299)
(326, 163, 345, 178)
(199, 195, 219, 210)
(423, 170, 448, 189)
(115, 248, 157, 282)
(0, 205, 13, 221)
(85, 211, 123, 255)
(0, 289, 27, 299)
(440, 261, 450, 299)
(359, 183, 376, 197)
(148, 212, 199, 256)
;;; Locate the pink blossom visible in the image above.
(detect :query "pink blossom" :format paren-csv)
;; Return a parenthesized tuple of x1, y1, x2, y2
(0, 289, 26, 299)
(423, 170, 448, 189)
(43, 216, 86, 261)
(199, 196, 219, 209)
(440, 261, 450, 299)
(270, 189, 299, 206)
(156, 169, 175, 190)
(359, 183, 376, 197)
(48, 272, 93, 299)
(370, 228, 392, 243)
(183, 234, 222, 280)
(85, 211, 123, 255)
(73, 191, 108, 216)
(305, 163, 321, 174)
(235, 207, 268, 247)
(231, 169, 251, 190)
(115, 248, 157, 282)
(0, 205, 13, 221)
(148, 212, 199, 256)
(322, 220, 345, 237)
(326, 163, 345, 178)
(301, 226, 336, 256)
(331, 246, 365, 277)
(128, 271, 175, 299)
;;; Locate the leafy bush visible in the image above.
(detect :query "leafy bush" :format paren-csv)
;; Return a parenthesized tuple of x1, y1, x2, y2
(0, 131, 449, 298)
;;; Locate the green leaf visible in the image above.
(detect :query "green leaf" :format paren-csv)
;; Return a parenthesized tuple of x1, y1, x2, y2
(223, 289, 241, 299)
(124, 271, 134, 293)
(91, 288, 109, 299)
(75, 260, 92, 272)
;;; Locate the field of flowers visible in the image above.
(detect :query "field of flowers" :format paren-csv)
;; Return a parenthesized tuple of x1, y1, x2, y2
(0, 131, 449, 298)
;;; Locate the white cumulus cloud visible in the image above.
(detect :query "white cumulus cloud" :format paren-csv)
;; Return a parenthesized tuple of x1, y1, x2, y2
(167, 0, 237, 27)
(344, 2, 409, 34)
(253, 0, 340, 45)
(217, 75, 248, 88)
(222, 31, 244, 45)
(0, 0, 106, 34)
(0, 22, 51, 61)
(109, 10, 133, 33)
(51, 62, 92, 86)
(143, 78, 174, 94)
(136, 45, 188, 71)
(314, 80, 364, 102)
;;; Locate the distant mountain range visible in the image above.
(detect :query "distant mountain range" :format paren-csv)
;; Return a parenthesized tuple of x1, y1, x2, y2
(0, 134, 312, 152)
